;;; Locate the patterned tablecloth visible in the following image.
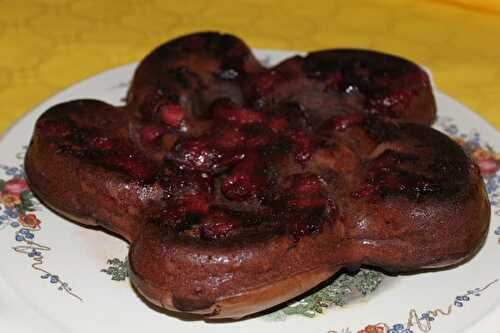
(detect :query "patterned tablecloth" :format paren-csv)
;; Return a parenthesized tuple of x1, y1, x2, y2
(1, 0, 499, 132)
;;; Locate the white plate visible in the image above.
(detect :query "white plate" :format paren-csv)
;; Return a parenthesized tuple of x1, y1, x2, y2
(0, 50, 499, 333)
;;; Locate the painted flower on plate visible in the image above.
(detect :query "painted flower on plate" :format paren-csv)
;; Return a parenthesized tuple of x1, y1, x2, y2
(19, 213, 41, 229)
(3, 178, 29, 194)
(470, 146, 499, 175)
(357, 324, 384, 333)
(0, 193, 21, 207)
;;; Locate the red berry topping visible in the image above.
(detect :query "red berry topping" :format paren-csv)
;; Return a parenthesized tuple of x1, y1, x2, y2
(140, 125, 165, 143)
(269, 117, 289, 133)
(291, 132, 313, 163)
(330, 114, 364, 131)
(211, 99, 262, 125)
(199, 211, 237, 240)
(163, 171, 213, 215)
(245, 129, 273, 149)
(212, 128, 246, 150)
(221, 153, 264, 201)
(171, 138, 216, 171)
(353, 150, 440, 200)
(101, 154, 155, 179)
(87, 135, 114, 150)
(159, 103, 185, 127)
(289, 174, 325, 195)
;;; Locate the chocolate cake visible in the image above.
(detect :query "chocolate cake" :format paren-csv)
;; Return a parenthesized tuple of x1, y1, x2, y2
(25, 32, 490, 319)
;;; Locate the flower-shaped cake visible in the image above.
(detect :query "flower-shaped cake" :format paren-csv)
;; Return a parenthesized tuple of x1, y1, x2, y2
(25, 32, 490, 319)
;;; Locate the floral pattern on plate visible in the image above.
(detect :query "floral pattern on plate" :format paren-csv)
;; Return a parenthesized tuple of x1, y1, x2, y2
(344, 279, 498, 333)
(0, 148, 82, 301)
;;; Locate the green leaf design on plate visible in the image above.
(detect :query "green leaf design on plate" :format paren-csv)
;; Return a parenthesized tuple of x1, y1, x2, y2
(101, 257, 129, 281)
(268, 269, 383, 319)
(20, 191, 36, 212)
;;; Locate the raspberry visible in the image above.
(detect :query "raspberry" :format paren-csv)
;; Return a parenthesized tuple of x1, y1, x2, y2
(289, 174, 324, 195)
(211, 99, 262, 125)
(330, 114, 364, 131)
(221, 153, 264, 201)
(140, 125, 165, 143)
(269, 117, 289, 133)
(212, 128, 246, 150)
(101, 154, 154, 179)
(159, 104, 185, 127)
(87, 135, 114, 150)
(291, 132, 313, 163)
(199, 211, 237, 240)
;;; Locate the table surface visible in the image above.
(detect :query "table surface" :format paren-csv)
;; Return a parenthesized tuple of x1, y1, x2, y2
(1, 0, 499, 132)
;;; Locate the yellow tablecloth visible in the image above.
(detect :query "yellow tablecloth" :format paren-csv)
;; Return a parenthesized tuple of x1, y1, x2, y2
(1, 0, 500, 131)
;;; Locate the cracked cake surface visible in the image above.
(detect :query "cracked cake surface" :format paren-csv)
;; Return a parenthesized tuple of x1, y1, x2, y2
(25, 32, 489, 319)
